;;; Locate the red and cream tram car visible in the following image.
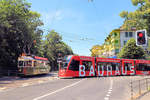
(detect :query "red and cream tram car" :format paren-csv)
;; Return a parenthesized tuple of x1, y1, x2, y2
(18, 54, 50, 76)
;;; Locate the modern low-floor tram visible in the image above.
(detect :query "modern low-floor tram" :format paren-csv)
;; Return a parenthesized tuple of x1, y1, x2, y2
(59, 55, 150, 78)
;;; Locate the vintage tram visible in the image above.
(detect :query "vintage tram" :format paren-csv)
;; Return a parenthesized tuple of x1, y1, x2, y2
(18, 54, 50, 76)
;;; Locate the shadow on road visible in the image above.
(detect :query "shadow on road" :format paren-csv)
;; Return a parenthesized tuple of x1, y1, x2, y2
(0, 72, 58, 85)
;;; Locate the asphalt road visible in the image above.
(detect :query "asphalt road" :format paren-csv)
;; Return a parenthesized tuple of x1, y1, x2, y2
(0, 76, 144, 100)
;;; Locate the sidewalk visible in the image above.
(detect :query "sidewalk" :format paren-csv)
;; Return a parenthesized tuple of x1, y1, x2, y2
(0, 72, 58, 91)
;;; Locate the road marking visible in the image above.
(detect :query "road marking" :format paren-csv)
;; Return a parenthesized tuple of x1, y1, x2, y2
(104, 97, 109, 100)
(33, 79, 84, 100)
(22, 83, 30, 87)
(108, 91, 111, 94)
(104, 79, 113, 100)
(108, 89, 112, 92)
(106, 94, 110, 97)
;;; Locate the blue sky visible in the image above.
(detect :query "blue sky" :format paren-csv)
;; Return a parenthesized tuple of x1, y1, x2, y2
(27, 0, 137, 56)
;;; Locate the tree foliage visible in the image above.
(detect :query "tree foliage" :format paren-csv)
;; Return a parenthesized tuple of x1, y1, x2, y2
(43, 30, 73, 71)
(90, 45, 102, 57)
(0, 0, 43, 71)
(118, 38, 146, 59)
(120, 0, 150, 36)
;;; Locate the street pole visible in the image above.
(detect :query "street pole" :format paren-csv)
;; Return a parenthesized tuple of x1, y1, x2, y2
(57, 53, 62, 77)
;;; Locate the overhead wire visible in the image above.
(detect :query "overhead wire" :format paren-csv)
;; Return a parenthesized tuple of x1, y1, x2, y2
(41, 0, 101, 45)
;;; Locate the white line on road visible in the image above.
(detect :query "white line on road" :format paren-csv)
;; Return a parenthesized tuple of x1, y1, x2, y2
(104, 97, 109, 100)
(108, 91, 111, 94)
(104, 78, 113, 100)
(108, 89, 112, 92)
(33, 79, 84, 100)
(106, 94, 110, 97)
(22, 83, 30, 87)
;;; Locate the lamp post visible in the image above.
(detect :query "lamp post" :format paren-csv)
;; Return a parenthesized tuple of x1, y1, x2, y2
(57, 53, 62, 73)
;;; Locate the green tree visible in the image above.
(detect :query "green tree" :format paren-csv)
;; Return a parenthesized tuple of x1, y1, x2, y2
(118, 38, 146, 59)
(0, 0, 43, 71)
(120, 0, 150, 36)
(90, 45, 102, 57)
(43, 30, 73, 71)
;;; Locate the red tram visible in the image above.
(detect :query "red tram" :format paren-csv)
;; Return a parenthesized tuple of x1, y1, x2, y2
(58, 55, 150, 78)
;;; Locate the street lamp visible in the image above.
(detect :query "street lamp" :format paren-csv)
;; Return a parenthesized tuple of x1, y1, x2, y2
(57, 53, 62, 72)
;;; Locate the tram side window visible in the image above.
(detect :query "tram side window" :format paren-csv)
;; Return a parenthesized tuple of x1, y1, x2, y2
(112, 63, 120, 71)
(24, 61, 28, 66)
(146, 64, 150, 71)
(28, 61, 32, 66)
(69, 60, 80, 71)
(34, 61, 37, 67)
(82, 61, 92, 71)
(124, 63, 132, 71)
(97, 62, 107, 71)
(97, 62, 120, 71)
(24, 61, 32, 67)
(19, 61, 24, 67)
(137, 64, 150, 71)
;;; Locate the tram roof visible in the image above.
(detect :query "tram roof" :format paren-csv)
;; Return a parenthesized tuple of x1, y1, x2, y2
(18, 56, 48, 61)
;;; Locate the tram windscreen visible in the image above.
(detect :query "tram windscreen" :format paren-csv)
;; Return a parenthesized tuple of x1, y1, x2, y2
(18, 61, 24, 67)
(61, 56, 72, 69)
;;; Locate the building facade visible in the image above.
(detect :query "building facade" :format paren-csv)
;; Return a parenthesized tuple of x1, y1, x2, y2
(97, 28, 136, 58)
(120, 29, 136, 50)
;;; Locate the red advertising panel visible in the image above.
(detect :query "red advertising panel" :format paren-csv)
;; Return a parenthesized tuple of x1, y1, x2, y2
(96, 58, 121, 77)
(79, 56, 95, 77)
(121, 59, 135, 76)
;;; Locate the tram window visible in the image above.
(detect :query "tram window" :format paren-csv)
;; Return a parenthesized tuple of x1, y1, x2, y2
(97, 62, 107, 71)
(41, 61, 44, 66)
(69, 60, 80, 71)
(82, 61, 92, 71)
(97, 62, 119, 71)
(34, 61, 37, 66)
(124, 63, 132, 71)
(24, 61, 32, 67)
(24, 61, 28, 66)
(19, 61, 24, 66)
(27, 61, 32, 66)
(45, 62, 49, 66)
(62, 62, 68, 69)
(137, 64, 150, 71)
(147, 64, 150, 71)
(112, 63, 120, 70)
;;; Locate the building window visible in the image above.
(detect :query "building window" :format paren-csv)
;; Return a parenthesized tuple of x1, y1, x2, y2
(124, 41, 127, 45)
(114, 32, 117, 37)
(129, 32, 133, 37)
(125, 32, 128, 37)
(115, 40, 118, 43)
(115, 49, 119, 53)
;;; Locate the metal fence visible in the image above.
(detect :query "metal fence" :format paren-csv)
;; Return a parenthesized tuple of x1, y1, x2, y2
(130, 78, 150, 100)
